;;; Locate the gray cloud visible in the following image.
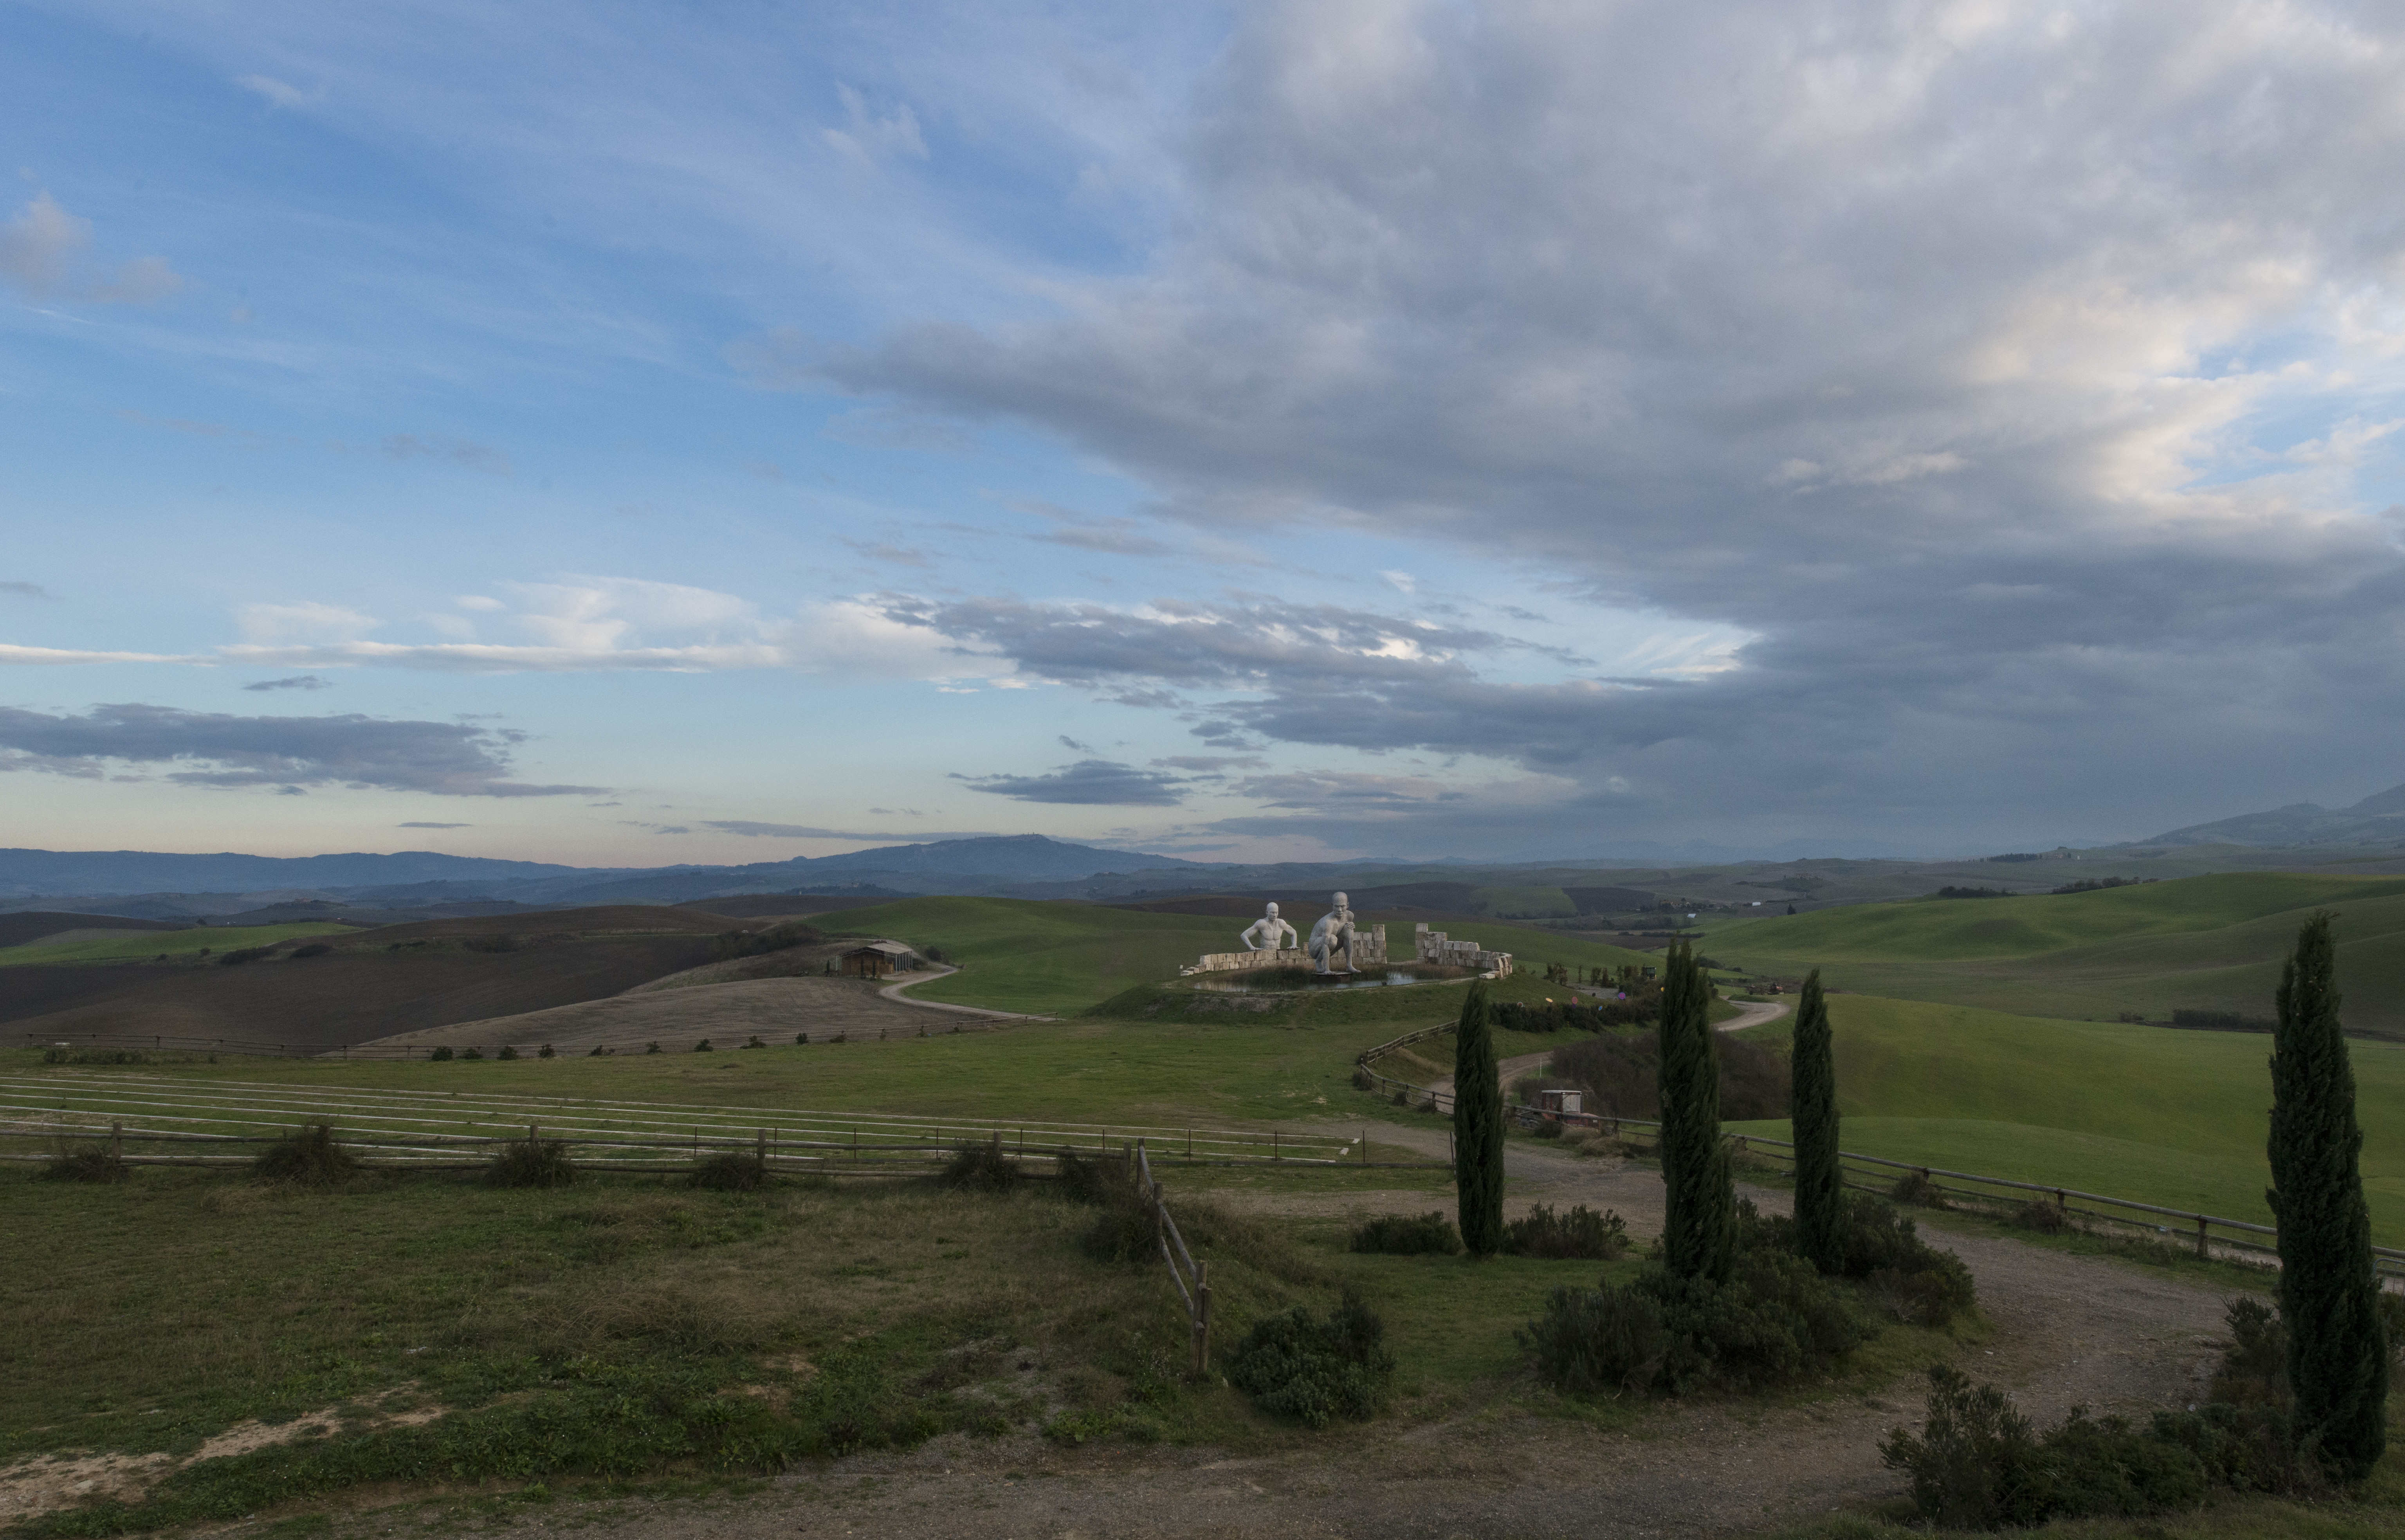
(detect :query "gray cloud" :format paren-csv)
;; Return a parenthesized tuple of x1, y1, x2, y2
(704, 820, 994, 840)
(1, 582, 52, 600)
(399, 821, 471, 828)
(242, 674, 333, 692)
(953, 758, 1189, 805)
(819, 2, 2405, 846)
(0, 703, 604, 797)
(0, 193, 182, 304)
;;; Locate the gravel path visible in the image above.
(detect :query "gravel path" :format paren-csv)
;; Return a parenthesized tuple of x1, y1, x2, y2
(521, 1119, 2236, 1540)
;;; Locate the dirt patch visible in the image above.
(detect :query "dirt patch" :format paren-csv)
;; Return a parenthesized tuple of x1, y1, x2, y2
(0, 1394, 443, 1523)
(359, 975, 992, 1054)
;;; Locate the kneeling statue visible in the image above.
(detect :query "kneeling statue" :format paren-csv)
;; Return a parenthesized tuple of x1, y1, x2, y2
(1309, 893, 1358, 975)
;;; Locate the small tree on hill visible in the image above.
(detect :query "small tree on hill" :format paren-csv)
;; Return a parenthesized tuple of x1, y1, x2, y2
(1453, 981, 1505, 1258)
(1790, 967, 1843, 1273)
(1658, 940, 1733, 1282)
(2267, 913, 2388, 1481)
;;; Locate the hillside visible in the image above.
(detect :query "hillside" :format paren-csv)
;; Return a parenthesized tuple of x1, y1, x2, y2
(1722, 995, 2405, 1248)
(1703, 870, 2405, 1031)
(0, 907, 748, 1051)
(837, 896, 1656, 1016)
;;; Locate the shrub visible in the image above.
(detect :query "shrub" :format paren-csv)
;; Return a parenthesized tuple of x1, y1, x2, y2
(1502, 1204, 1629, 1260)
(218, 946, 272, 966)
(1350, 1212, 1462, 1256)
(692, 1039, 714, 1053)
(1890, 1169, 1947, 1208)
(460, 1047, 485, 1061)
(645, 1042, 663, 1054)
(795, 1032, 809, 1045)
(428, 1046, 454, 1062)
(290, 942, 332, 958)
(254, 1124, 359, 1188)
(487, 1137, 576, 1189)
(1533, 1117, 1565, 1140)
(710, 920, 823, 960)
(1751, 1193, 1978, 1326)
(1525, 1202, 1879, 1395)
(742, 1035, 765, 1050)
(38, 1142, 129, 1183)
(1054, 1147, 1136, 1209)
(587, 1044, 611, 1056)
(939, 1139, 1020, 1194)
(689, 1151, 767, 1191)
(1226, 1291, 1397, 1427)
(1548, 1029, 1790, 1121)
(41, 1047, 147, 1065)
(538, 1043, 555, 1059)
(1880, 1366, 2208, 1528)
(2013, 1198, 2071, 1235)
(497, 1045, 520, 1061)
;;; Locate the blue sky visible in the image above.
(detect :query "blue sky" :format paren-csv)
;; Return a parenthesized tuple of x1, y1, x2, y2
(5, 1, 2405, 867)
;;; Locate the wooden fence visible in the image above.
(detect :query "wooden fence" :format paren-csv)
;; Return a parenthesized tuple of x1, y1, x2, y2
(1133, 1141, 1213, 1374)
(19, 1021, 1012, 1060)
(1357, 1024, 2405, 1285)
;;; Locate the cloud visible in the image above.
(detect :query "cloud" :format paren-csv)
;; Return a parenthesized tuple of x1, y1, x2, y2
(0, 193, 182, 304)
(953, 758, 1189, 805)
(238, 602, 377, 646)
(380, 434, 512, 475)
(236, 74, 313, 109)
(398, 821, 469, 828)
(703, 820, 993, 840)
(242, 674, 333, 692)
(809, 1, 2405, 846)
(823, 83, 929, 168)
(842, 539, 933, 568)
(0, 704, 604, 797)
(1, 583, 52, 599)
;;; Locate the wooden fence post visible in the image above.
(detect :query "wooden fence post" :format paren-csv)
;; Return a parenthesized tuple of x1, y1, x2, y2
(110, 1120, 122, 1163)
(2195, 1214, 2209, 1262)
(1193, 1259, 1212, 1377)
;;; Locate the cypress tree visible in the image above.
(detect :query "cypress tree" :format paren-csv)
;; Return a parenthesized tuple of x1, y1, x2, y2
(1657, 940, 1734, 1282)
(1452, 980, 1505, 1258)
(1790, 967, 1843, 1273)
(2266, 913, 2388, 1480)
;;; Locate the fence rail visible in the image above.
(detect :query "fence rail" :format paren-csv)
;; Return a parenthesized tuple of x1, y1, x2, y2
(19, 1021, 1012, 1061)
(1358, 1024, 2405, 1284)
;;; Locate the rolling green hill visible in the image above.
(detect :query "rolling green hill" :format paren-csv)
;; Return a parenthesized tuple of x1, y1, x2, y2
(824, 897, 1653, 1016)
(1722, 994, 2405, 1247)
(0, 922, 353, 968)
(1702, 872, 2405, 1031)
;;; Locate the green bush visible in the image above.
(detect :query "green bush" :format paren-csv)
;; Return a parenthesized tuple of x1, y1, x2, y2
(538, 1044, 556, 1059)
(1501, 1204, 1628, 1260)
(460, 1047, 485, 1062)
(1890, 1169, 1947, 1208)
(41, 1047, 147, 1065)
(692, 1039, 714, 1053)
(689, 1152, 767, 1191)
(1226, 1291, 1396, 1427)
(1349, 1212, 1462, 1256)
(253, 1125, 359, 1189)
(939, 1140, 1020, 1194)
(428, 1046, 454, 1062)
(487, 1137, 576, 1189)
(217, 946, 272, 966)
(289, 942, 332, 958)
(1880, 1366, 2208, 1528)
(2013, 1198, 2071, 1234)
(497, 1045, 520, 1061)
(1522, 1206, 1875, 1395)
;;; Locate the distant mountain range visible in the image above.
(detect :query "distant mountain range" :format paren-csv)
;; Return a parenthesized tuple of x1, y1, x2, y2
(2140, 781, 2405, 848)
(0, 835, 1207, 908)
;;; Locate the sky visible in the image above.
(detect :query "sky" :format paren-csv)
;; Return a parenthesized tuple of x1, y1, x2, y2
(4, 0, 2404, 868)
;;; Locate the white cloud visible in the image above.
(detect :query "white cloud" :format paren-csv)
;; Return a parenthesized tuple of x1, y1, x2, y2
(237, 602, 379, 645)
(0, 193, 182, 304)
(236, 74, 313, 109)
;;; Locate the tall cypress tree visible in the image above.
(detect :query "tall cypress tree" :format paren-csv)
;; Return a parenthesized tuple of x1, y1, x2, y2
(1657, 941, 1734, 1283)
(2266, 913, 2388, 1480)
(1453, 980, 1505, 1258)
(1790, 968, 1843, 1273)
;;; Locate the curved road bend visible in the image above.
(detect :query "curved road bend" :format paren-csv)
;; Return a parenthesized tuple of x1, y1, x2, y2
(1426, 996, 1791, 1108)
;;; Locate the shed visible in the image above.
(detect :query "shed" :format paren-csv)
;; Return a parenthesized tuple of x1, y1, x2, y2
(1536, 1088, 1584, 1116)
(839, 940, 919, 979)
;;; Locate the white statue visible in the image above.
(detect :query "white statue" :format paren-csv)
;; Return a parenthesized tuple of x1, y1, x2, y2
(1309, 892, 1358, 974)
(1240, 901, 1298, 953)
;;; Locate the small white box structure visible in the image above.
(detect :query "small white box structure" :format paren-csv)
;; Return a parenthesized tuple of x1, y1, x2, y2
(1536, 1088, 1583, 1116)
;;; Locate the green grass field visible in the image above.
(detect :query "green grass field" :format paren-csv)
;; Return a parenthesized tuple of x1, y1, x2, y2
(1704, 872, 2405, 1031)
(1718, 994, 2405, 1247)
(0, 922, 353, 969)
(819, 896, 1651, 1016)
